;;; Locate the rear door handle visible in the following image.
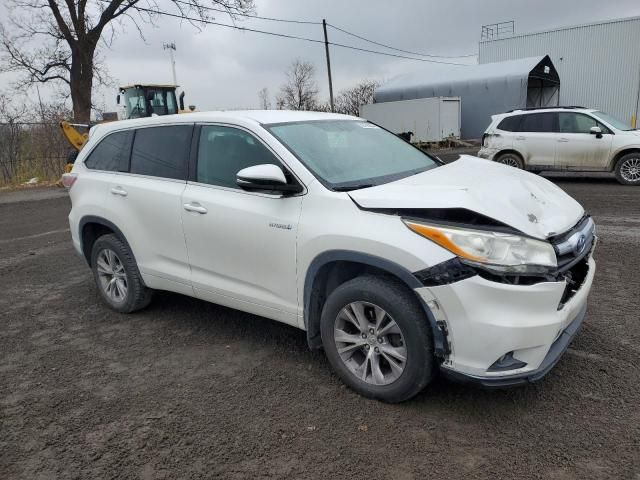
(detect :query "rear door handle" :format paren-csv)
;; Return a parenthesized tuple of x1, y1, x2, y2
(110, 186, 128, 197)
(515, 136, 525, 141)
(183, 202, 208, 214)
(558, 138, 569, 142)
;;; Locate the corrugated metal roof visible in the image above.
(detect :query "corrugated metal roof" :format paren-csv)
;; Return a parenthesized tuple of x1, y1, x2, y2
(376, 56, 546, 94)
(374, 56, 559, 138)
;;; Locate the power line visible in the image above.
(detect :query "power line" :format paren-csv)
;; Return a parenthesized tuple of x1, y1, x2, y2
(172, 0, 321, 25)
(330, 41, 470, 65)
(129, 4, 471, 65)
(327, 22, 477, 59)
(130, 4, 326, 44)
(171, 0, 474, 60)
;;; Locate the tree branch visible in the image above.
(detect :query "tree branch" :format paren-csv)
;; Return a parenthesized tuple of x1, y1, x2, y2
(46, 0, 76, 44)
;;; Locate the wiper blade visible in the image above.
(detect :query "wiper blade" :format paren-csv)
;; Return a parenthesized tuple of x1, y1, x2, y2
(333, 184, 374, 192)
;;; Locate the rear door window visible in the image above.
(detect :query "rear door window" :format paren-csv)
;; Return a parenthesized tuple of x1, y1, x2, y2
(130, 125, 192, 180)
(519, 113, 556, 133)
(84, 130, 133, 172)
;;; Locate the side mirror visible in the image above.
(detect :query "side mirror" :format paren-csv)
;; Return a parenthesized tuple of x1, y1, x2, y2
(590, 126, 603, 138)
(236, 164, 302, 194)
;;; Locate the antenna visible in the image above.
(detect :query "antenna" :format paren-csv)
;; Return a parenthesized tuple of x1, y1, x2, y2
(163, 42, 177, 85)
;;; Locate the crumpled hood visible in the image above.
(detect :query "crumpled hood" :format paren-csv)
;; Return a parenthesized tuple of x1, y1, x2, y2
(348, 155, 584, 239)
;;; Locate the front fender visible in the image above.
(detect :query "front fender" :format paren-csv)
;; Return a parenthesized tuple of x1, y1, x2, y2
(302, 249, 448, 358)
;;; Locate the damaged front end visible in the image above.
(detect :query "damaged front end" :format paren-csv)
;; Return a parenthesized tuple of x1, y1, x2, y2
(412, 214, 595, 310)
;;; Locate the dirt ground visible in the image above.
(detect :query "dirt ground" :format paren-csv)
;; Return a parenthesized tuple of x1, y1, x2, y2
(1, 176, 639, 479)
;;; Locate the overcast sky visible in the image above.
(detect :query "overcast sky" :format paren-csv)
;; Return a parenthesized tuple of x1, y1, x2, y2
(2, 0, 640, 113)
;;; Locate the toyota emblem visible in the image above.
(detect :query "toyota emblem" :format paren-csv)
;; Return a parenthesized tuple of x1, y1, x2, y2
(574, 233, 586, 255)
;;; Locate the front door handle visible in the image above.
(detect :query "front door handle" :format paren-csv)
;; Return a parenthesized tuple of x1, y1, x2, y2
(110, 186, 128, 197)
(558, 138, 569, 143)
(515, 136, 525, 141)
(183, 202, 208, 214)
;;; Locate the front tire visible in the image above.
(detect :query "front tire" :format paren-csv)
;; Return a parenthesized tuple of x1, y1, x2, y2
(495, 152, 524, 169)
(91, 234, 152, 313)
(320, 275, 434, 403)
(614, 153, 640, 185)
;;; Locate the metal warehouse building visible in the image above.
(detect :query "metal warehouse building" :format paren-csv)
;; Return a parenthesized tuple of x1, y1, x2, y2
(479, 16, 640, 128)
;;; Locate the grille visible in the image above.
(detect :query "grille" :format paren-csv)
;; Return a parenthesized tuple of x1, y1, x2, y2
(550, 215, 595, 270)
(550, 215, 595, 309)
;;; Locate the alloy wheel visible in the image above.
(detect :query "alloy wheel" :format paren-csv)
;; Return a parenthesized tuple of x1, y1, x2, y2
(620, 157, 640, 182)
(333, 301, 407, 386)
(497, 155, 521, 168)
(96, 248, 128, 303)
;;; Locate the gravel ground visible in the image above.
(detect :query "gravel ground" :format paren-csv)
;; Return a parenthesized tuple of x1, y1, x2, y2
(1, 178, 639, 479)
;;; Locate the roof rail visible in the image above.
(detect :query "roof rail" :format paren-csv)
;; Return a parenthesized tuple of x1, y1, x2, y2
(506, 106, 586, 113)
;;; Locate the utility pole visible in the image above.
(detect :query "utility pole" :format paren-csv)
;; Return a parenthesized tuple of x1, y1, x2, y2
(163, 42, 177, 86)
(35, 85, 45, 122)
(322, 19, 334, 112)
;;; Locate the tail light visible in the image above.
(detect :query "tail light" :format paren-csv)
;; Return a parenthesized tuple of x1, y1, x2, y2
(482, 133, 500, 147)
(61, 172, 78, 189)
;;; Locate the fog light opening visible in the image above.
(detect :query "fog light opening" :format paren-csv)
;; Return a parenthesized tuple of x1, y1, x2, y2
(488, 351, 527, 372)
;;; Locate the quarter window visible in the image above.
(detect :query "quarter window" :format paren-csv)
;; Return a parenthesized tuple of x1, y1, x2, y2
(196, 125, 280, 189)
(130, 125, 191, 180)
(497, 115, 522, 132)
(519, 113, 555, 133)
(84, 130, 133, 172)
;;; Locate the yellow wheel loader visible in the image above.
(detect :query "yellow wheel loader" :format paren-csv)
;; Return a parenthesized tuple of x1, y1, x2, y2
(60, 84, 194, 153)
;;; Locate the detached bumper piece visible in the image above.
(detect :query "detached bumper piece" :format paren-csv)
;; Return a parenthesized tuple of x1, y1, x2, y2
(440, 303, 587, 388)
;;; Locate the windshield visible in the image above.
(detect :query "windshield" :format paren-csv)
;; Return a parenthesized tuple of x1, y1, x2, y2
(123, 88, 147, 119)
(265, 120, 439, 189)
(591, 111, 633, 131)
(123, 88, 178, 119)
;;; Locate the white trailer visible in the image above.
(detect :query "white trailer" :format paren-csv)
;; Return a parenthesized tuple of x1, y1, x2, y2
(360, 97, 461, 143)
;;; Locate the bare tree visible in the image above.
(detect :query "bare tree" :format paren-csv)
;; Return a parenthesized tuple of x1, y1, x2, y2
(0, 93, 27, 182)
(334, 79, 380, 117)
(0, 0, 254, 122)
(276, 59, 318, 111)
(258, 87, 271, 110)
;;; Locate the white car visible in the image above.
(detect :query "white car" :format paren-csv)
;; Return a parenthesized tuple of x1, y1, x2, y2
(63, 111, 596, 402)
(478, 107, 640, 185)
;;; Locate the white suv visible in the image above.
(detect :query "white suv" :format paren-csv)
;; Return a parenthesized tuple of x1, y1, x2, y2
(63, 111, 596, 402)
(479, 107, 640, 185)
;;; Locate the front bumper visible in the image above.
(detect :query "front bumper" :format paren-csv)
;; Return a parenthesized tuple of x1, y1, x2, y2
(415, 255, 595, 385)
(440, 303, 586, 387)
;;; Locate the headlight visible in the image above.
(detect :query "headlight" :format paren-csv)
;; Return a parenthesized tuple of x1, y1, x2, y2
(403, 220, 557, 274)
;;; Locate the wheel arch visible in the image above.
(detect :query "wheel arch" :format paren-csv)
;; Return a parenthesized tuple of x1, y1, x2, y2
(303, 250, 447, 358)
(609, 147, 640, 172)
(78, 215, 135, 266)
(495, 149, 525, 165)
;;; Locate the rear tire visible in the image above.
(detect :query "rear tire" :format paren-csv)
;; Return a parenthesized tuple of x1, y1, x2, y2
(614, 153, 640, 185)
(320, 275, 434, 403)
(91, 234, 152, 313)
(495, 152, 524, 169)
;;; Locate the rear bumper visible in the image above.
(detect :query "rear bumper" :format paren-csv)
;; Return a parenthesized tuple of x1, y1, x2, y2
(477, 147, 498, 160)
(439, 303, 586, 388)
(69, 213, 83, 258)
